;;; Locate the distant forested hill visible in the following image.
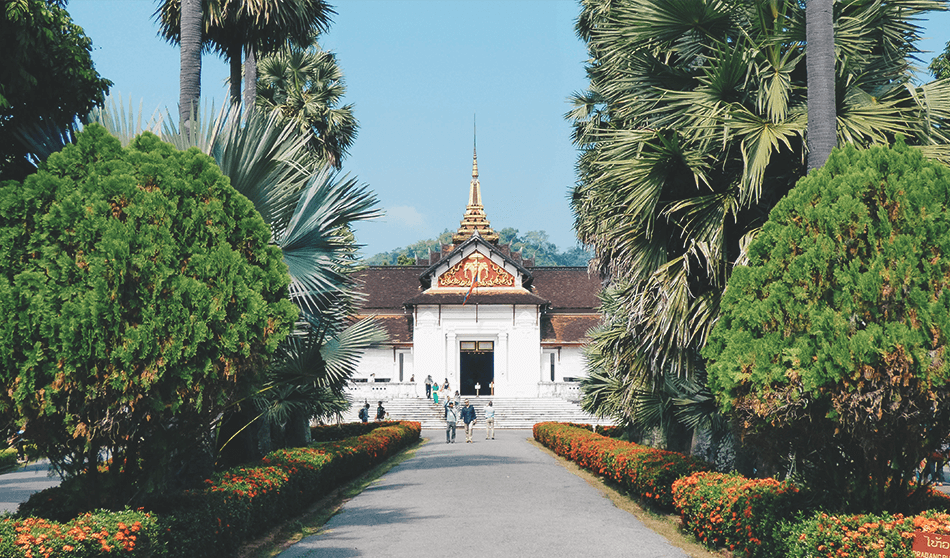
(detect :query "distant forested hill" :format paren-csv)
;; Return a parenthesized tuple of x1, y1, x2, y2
(363, 228, 592, 267)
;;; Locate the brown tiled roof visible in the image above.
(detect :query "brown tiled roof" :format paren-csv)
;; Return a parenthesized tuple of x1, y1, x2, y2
(357, 313, 413, 344)
(405, 290, 548, 306)
(541, 314, 602, 344)
(529, 267, 602, 310)
(353, 265, 602, 314)
(353, 266, 424, 310)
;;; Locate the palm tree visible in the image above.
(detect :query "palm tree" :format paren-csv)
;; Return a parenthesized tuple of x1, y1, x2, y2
(806, 0, 836, 171)
(179, 0, 202, 131)
(569, 0, 950, 437)
(155, 0, 334, 107)
(256, 43, 358, 168)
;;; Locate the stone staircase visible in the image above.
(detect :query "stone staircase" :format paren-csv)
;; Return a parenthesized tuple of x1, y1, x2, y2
(340, 396, 615, 429)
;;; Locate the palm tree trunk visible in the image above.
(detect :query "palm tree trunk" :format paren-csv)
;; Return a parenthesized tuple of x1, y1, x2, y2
(229, 42, 243, 107)
(179, 0, 202, 131)
(806, 0, 836, 171)
(244, 47, 257, 113)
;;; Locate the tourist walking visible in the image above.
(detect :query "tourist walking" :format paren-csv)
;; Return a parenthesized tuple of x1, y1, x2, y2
(433, 383, 440, 404)
(454, 391, 461, 408)
(376, 401, 386, 421)
(484, 401, 495, 439)
(358, 403, 370, 423)
(445, 402, 458, 443)
(475, 382, 481, 397)
(425, 375, 433, 399)
(461, 399, 477, 443)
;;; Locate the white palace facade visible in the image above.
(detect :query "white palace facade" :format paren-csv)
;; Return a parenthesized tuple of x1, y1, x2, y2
(349, 149, 602, 400)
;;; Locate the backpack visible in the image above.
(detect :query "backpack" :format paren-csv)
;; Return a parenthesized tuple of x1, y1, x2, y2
(359, 407, 368, 421)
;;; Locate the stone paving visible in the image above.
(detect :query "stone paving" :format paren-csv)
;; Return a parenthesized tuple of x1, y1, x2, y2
(0, 459, 62, 514)
(277, 428, 686, 558)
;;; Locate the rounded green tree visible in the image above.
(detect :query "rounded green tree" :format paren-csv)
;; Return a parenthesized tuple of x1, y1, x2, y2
(704, 140, 950, 512)
(0, 125, 298, 507)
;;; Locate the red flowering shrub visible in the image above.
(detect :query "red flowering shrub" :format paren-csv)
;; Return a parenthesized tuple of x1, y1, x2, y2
(562, 423, 623, 438)
(534, 422, 710, 510)
(6, 421, 420, 558)
(309, 420, 398, 442)
(786, 510, 950, 558)
(154, 420, 421, 558)
(672, 472, 802, 557)
(0, 509, 157, 557)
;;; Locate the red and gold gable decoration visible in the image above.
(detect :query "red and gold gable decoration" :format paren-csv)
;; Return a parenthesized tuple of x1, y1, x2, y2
(438, 251, 515, 288)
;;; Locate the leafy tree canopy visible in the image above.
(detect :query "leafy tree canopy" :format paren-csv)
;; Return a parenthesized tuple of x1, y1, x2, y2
(704, 140, 950, 512)
(0, 124, 298, 506)
(0, 0, 112, 181)
(363, 228, 592, 267)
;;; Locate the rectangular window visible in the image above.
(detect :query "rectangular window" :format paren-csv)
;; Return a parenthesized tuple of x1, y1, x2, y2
(477, 341, 494, 351)
(550, 352, 556, 382)
(399, 352, 405, 382)
(460, 341, 477, 351)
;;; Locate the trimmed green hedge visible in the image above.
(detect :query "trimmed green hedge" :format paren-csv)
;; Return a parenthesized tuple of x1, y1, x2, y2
(4, 421, 420, 557)
(0, 449, 18, 472)
(533, 422, 710, 510)
(309, 420, 398, 442)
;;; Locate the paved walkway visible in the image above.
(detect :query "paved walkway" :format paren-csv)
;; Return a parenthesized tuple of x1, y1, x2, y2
(0, 459, 62, 514)
(278, 429, 686, 558)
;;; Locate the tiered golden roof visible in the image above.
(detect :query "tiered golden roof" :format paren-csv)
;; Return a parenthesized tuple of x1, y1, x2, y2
(452, 145, 499, 244)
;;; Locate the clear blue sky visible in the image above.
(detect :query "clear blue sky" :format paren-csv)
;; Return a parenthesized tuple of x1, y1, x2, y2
(67, 0, 950, 259)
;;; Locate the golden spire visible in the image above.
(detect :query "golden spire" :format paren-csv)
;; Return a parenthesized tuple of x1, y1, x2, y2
(453, 122, 498, 244)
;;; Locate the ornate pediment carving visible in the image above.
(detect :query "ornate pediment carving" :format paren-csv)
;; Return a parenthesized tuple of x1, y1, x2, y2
(438, 251, 514, 288)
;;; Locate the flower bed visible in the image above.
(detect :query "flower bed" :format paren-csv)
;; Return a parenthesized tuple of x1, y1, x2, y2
(0, 510, 157, 558)
(309, 420, 398, 442)
(5, 421, 420, 558)
(672, 471, 802, 557)
(533, 422, 710, 510)
(561, 423, 623, 438)
(785, 510, 950, 558)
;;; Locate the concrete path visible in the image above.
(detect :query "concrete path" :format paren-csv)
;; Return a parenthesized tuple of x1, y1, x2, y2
(0, 459, 62, 514)
(278, 429, 686, 558)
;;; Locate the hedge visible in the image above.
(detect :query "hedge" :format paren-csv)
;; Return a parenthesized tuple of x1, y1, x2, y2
(4, 421, 420, 558)
(0, 510, 158, 558)
(786, 510, 950, 558)
(533, 422, 710, 510)
(309, 420, 399, 442)
(672, 472, 803, 557)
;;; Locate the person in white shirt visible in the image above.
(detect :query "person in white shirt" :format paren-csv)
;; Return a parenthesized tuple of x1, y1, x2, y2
(485, 401, 495, 440)
(445, 402, 459, 444)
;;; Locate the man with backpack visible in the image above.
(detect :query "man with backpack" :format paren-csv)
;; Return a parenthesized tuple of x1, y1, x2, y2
(358, 403, 370, 423)
(445, 401, 458, 444)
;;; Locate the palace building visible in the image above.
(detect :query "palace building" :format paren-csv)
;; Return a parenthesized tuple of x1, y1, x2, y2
(351, 147, 602, 399)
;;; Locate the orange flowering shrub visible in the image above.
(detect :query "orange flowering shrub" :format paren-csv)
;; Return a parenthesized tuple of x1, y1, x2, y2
(533, 422, 710, 510)
(156, 420, 422, 558)
(309, 420, 399, 442)
(561, 423, 623, 438)
(672, 472, 802, 557)
(0, 510, 156, 557)
(6, 421, 420, 558)
(786, 510, 950, 558)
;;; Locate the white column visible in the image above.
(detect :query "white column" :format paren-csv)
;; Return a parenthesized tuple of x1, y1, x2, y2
(445, 331, 457, 386)
(497, 331, 508, 389)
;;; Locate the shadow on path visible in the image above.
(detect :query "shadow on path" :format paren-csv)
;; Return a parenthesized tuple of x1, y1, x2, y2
(278, 430, 687, 558)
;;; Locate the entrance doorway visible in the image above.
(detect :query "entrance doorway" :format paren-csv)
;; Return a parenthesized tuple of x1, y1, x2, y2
(460, 341, 494, 396)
